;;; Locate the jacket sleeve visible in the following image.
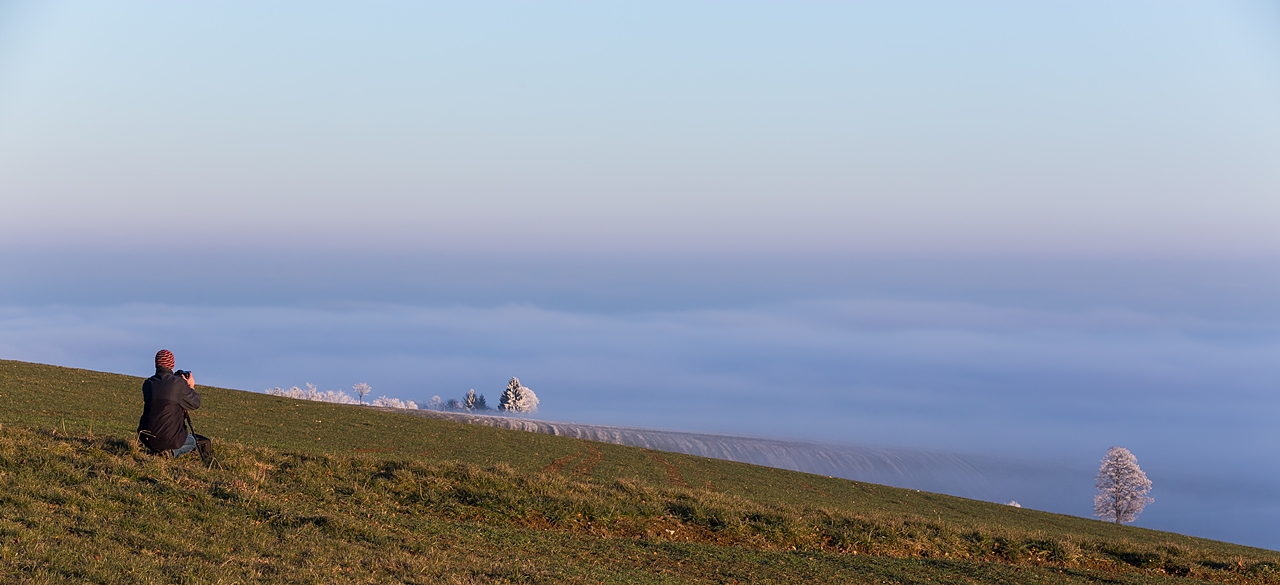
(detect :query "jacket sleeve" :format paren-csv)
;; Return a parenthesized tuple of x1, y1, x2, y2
(179, 386, 202, 411)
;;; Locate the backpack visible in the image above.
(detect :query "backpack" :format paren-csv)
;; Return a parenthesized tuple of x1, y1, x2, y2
(184, 412, 216, 465)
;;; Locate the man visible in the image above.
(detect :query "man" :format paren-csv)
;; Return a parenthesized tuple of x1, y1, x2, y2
(138, 349, 202, 457)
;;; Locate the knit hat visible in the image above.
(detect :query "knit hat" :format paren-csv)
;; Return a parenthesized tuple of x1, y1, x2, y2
(155, 349, 175, 370)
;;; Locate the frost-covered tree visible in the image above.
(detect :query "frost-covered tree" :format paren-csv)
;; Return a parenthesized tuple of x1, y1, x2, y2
(498, 377, 539, 413)
(352, 382, 372, 405)
(1094, 446, 1153, 524)
(474, 393, 489, 411)
(445, 398, 462, 411)
(426, 396, 442, 410)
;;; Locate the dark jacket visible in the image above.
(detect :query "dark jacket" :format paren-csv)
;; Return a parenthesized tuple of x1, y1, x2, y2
(137, 367, 202, 452)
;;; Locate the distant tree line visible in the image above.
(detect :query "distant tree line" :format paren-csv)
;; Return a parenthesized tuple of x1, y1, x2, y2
(266, 378, 539, 415)
(423, 389, 490, 412)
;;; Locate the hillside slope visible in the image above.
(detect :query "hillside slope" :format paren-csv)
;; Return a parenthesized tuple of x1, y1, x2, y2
(1, 359, 1277, 584)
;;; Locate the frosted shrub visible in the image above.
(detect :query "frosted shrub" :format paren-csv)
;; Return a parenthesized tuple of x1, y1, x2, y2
(498, 377, 539, 413)
(425, 396, 443, 410)
(1006, 501, 1021, 508)
(1094, 446, 1153, 524)
(372, 396, 419, 410)
(265, 383, 358, 405)
(314, 389, 356, 403)
(264, 383, 415, 409)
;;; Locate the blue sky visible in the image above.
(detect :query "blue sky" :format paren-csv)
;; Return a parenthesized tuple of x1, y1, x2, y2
(1, 1, 1279, 547)
(2, 1, 1278, 256)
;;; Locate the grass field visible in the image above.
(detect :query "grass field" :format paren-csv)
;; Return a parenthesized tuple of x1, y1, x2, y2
(1, 358, 1277, 584)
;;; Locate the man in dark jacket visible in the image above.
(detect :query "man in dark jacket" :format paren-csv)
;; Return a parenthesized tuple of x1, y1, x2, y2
(138, 349, 202, 456)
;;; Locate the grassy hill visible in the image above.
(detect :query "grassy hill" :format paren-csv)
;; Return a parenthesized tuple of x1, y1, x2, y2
(1, 358, 1277, 584)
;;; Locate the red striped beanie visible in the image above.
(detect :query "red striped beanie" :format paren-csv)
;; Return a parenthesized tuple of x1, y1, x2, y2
(155, 349, 175, 370)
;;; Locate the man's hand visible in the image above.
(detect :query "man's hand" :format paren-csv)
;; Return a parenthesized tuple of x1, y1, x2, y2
(185, 373, 196, 389)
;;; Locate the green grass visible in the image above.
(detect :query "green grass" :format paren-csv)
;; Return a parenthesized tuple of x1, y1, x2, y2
(1, 358, 1277, 584)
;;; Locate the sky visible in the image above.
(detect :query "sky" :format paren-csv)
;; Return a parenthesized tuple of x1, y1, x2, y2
(1, 1, 1279, 548)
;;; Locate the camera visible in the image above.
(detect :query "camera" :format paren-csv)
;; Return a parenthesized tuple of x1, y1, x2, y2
(176, 370, 192, 379)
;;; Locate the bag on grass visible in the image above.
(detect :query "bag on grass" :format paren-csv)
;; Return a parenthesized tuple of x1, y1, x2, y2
(184, 412, 216, 465)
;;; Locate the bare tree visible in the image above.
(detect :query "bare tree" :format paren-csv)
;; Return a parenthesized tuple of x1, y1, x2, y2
(1094, 446, 1153, 524)
(352, 382, 372, 405)
(498, 377, 539, 413)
